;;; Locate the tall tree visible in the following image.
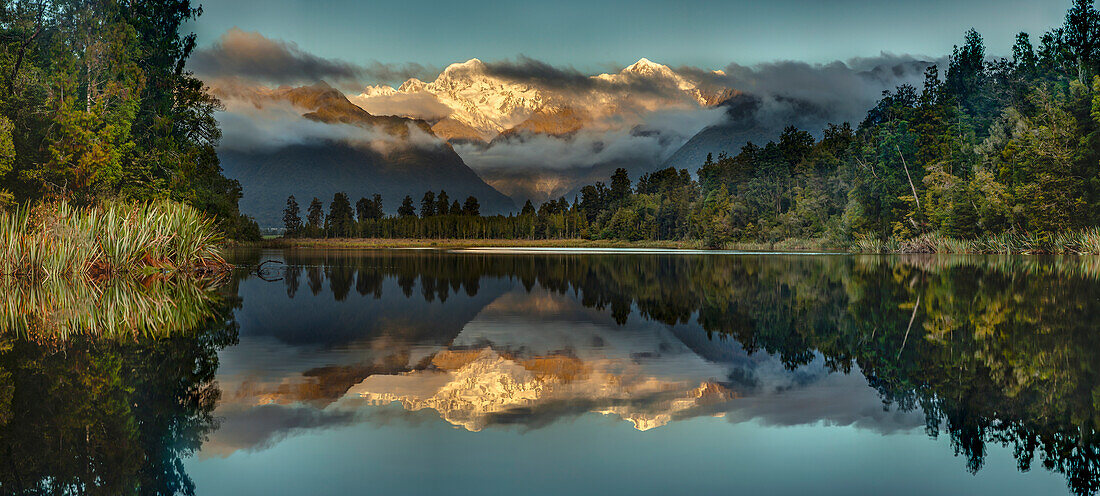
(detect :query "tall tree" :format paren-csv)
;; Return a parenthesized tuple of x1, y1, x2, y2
(435, 190, 450, 215)
(306, 197, 324, 235)
(283, 195, 302, 236)
(420, 191, 436, 217)
(355, 193, 383, 221)
(608, 168, 632, 207)
(1064, 0, 1100, 81)
(326, 192, 354, 237)
(0, 0, 256, 237)
(463, 196, 480, 216)
(398, 195, 416, 217)
(355, 196, 371, 222)
(370, 194, 384, 219)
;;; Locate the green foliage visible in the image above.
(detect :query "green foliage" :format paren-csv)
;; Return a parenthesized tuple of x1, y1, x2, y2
(325, 192, 354, 237)
(356, 194, 384, 222)
(0, 275, 220, 340)
(420, 190, 436, 217)
(0, 284, 237, 494)
(0, 0, 252, 238)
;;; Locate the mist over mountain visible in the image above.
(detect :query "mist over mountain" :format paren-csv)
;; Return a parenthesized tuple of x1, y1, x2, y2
(664, 56, 936, 172)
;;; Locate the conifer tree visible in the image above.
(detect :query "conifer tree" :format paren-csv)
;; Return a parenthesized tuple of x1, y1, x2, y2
(398, 195, 416, 217)
(283, 195, 302, 237)
(420, 191, 436, 217)
(463, 196, 480, 216)
(306, 197, 324, 236)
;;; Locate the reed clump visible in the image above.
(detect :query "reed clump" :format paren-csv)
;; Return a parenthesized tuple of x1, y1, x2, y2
(0, 200, 227, 278)
(853, 228, 1100, 254)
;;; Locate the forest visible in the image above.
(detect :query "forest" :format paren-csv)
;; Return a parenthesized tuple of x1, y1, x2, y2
(0, 0, 259, 239)
(285, 1, 1100, 252)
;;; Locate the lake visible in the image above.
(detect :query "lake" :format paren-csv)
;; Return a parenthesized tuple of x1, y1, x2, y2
(2, 248, 1098, 495)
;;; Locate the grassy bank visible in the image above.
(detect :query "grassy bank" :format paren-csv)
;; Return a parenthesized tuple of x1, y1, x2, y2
(253, 237, 707, 249)
(252, 231, 1100, 255)
(854, 230, 1100, 255)
(0, 201, 228, 278)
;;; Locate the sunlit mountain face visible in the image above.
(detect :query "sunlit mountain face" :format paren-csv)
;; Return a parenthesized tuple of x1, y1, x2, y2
(347, 57, 737, 202)
(352, 57, 731, 143)
(189, 30, 934, 213)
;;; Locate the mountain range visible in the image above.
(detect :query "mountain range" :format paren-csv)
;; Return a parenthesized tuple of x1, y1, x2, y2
(353, 57, 732, 144)
(217, 57, 745, 226)
(346, 57, 741, 202)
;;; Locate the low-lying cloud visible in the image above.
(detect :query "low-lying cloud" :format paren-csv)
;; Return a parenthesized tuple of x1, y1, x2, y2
(348, 91, 453, 121)
(216, 92, 443, 154)
(190, 28, 438, 89)
(454, 106, 726, 171)
(679, 53, 939, 132)
(480, 55, 691, 100)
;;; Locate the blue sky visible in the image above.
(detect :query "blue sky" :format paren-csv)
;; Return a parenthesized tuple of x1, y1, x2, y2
(189, 0, 1068, 78)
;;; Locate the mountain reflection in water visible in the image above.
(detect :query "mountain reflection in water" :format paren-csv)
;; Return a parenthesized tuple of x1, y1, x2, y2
(2, 249, 1099, 495)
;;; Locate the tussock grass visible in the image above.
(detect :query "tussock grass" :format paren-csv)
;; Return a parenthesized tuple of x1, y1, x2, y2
(853, 228, 1100, 255)
(0, 200, 226, 278)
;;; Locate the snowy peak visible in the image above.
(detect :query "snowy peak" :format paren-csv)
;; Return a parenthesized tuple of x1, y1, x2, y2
(623, 57, 674, 77)
(353, 57, 733, 142)
(396, 78, 427, 93)
(440, 58, 486, 76)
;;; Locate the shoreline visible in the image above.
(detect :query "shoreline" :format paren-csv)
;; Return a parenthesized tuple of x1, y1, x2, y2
(242, 237, 845, 253)
(247, 237, 710, 250)
(235, 236, 1100, 255)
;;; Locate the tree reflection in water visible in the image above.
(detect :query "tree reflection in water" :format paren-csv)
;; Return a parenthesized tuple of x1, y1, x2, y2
(0, 275, 239, 495)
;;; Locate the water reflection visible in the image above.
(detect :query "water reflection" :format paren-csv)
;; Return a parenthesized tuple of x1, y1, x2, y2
(2, 251, 1099, 495)
(212, 250, 1100, 495)
(0, 275, 238, 494)
(0, 275, 227, 340)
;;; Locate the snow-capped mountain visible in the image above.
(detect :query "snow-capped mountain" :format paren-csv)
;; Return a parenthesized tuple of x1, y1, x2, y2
(355, 58, 547, 142)
(352, 57, 732, 143)
(595, 57, 710, 106)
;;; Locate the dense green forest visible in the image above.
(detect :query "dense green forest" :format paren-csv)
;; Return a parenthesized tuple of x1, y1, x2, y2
(0, 0, 258, 239)
(287, 1, 1100, 252)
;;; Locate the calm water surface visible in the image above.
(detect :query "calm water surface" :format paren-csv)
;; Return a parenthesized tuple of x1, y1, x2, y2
(4, 249, 1099, 495)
